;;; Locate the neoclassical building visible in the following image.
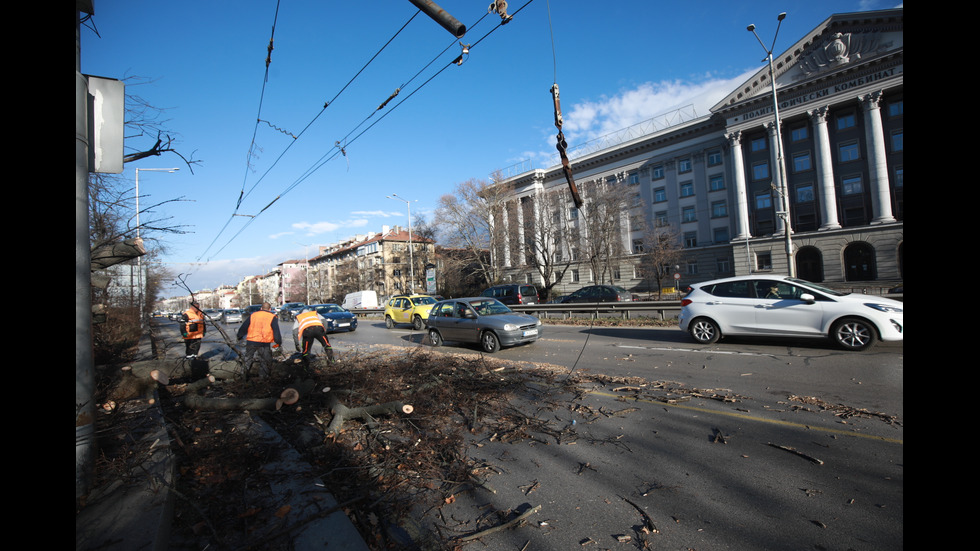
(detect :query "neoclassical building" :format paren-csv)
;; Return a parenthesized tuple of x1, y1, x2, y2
(492, 8, 902, 293)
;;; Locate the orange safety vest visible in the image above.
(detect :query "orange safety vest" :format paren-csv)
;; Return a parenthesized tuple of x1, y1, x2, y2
(295, 310, 324, 335)
(183, 307, 205, 340)
(246, 310, 277, 343)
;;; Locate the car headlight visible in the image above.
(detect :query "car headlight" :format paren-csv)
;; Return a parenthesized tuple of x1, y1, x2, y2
(865, 303, 903, 313)
(503, 323, 518, 331)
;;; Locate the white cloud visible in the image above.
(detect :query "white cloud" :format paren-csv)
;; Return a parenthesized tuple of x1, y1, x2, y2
(351, 210, 403, 217)
(291, 218, 369, 236)
(562, 72, 754, 145)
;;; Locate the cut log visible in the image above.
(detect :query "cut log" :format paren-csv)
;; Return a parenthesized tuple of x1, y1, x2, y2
(183, 379, 317, 412)
(323, 390, 414, 435)
(105, 364, 170, 407)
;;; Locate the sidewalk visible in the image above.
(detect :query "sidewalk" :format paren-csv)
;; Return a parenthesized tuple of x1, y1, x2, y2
(75, 329, 369, 551)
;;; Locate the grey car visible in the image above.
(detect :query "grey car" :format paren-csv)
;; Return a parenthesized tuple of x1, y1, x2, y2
(223, 308, 243, 324)
(425, 297, 541, 353)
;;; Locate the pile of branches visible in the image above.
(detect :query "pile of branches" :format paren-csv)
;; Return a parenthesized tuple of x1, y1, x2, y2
(144, 346, 571, 549)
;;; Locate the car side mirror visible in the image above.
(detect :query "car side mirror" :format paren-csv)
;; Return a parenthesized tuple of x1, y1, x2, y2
(800, 293, 816, 304)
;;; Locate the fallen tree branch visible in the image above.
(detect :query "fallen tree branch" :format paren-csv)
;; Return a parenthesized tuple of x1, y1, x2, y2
(322, 390, 414, 435)
(183, 380, 316, 411)
(766, 443, 824, 465)
(457, 504, 542, 542)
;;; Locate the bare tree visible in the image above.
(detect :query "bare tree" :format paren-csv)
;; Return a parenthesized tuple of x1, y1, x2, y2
(580, 180, 628, 285)
(522, 191, 575, 301)
(434, 178, 508, 286)
(637, 221, 684, 298)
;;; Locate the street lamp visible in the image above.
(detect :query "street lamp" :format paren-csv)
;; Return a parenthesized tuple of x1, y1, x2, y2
(747, 13, 795, 277)
(134, 167, 179, 324)
(387, 194, 416, 294)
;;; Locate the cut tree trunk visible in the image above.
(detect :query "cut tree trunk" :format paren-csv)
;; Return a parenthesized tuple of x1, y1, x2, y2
(323, 390, 413, 435)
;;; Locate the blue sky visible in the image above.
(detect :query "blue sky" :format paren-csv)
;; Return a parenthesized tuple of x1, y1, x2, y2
(80, 0, 894, 295)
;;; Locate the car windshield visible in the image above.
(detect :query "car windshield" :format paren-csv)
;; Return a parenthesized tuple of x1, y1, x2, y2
(316, 305, 344, 314)
(786, 278, 847, 297)
(411, 296, 437, 306)
(466, 299, 512, 316)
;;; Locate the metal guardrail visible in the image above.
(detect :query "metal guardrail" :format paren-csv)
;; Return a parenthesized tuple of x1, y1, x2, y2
(349, 301, 684, 321)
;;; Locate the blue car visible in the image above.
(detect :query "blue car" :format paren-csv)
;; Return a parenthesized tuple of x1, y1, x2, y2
(310, 304, 358, 333)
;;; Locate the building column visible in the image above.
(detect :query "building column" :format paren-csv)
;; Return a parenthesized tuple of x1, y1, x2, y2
(727, 131, 752, 240)
(515, 197, 525, 265)
(810, 107, 841, 230)
(861, 91, 897, 224)
(766, 121, 789, 235)
(500, 202, 510, 267)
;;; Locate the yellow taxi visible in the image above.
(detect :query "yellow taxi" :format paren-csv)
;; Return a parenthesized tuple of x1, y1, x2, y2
(384, 294, 438, 331)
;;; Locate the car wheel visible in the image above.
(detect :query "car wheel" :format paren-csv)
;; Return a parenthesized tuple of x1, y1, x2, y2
(481, 331, 501, 353)
(689, 317, 721, 344)
(385, 316, 394, 329)
(413, 315, 424, 331)
(831, 317, 878, 351)
(429, 329, 442, 347)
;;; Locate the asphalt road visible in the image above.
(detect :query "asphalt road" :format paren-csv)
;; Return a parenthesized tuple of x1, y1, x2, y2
(194, 317, 904, 549)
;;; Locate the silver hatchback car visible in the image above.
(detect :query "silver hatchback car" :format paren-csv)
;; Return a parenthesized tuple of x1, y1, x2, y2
(426, 297, 541, 353)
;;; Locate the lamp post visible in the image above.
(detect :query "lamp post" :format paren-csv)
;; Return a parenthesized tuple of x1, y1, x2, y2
(134, 167, 179, 324)
(747, 13, 795, 277)
(387, 194, 416, 294)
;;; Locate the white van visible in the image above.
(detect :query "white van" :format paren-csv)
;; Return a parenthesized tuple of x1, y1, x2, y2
(343, 290, 379, 310)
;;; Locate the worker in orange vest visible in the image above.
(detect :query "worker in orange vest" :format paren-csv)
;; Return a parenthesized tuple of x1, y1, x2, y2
(236, 302, 282, 378)
(180, 301, 206, 358)
(294, 307, 335, 363)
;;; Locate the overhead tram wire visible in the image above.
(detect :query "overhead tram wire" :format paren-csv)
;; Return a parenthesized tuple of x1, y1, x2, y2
(205, 2, 537, 261)
(198, 8, 423, 262)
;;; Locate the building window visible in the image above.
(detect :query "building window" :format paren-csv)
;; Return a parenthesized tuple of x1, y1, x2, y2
(792, 151, 812, 172)
(716, 257, 732, 273)
(838, 142, 860, 163)
(680, 181, 694, 197)
(571, 269, 580, 282)
(612, 267, 621, 280)
(713, 227, 730, 243)
(628, 172, 640, 185)
(796, 184, 814, 202)
(888, 100, 903, 117)
(682, 206, 697, 223)
(678, 158, 692, 173)
(630, 192, 642, 207)
(684, 231, 697, 248)
(836, 112, 856, 130)
(891, 130, 903, 152)
(707, 150, 722, 166)
(633, 239, 644, 254)
(685, 261, 698, 275)
(525, 273, 534, 284)
(751, 137, 767, 152)
(791, 125, 808, 142)
(654, 187, 667, 202)
(711, 201, 727, 218)
(756, 252, 772, 271)
(752, 161, 769, 181)
(651, 165, 665, 180)
(756, 193, 772, 210)
(629, 214, 643, 232)
(569, 208, 579, 220)
(895, 167, 903, 187)
(709, 174, 725, 191)
(842, 175, 863, 195)
(655, 211, 668, 227)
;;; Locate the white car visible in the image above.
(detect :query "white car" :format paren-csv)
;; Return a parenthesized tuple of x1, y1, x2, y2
(678, 275, 903, 351)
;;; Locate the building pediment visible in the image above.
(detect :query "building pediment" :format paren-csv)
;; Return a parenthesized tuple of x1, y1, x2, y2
(712, 8, 903, 116)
